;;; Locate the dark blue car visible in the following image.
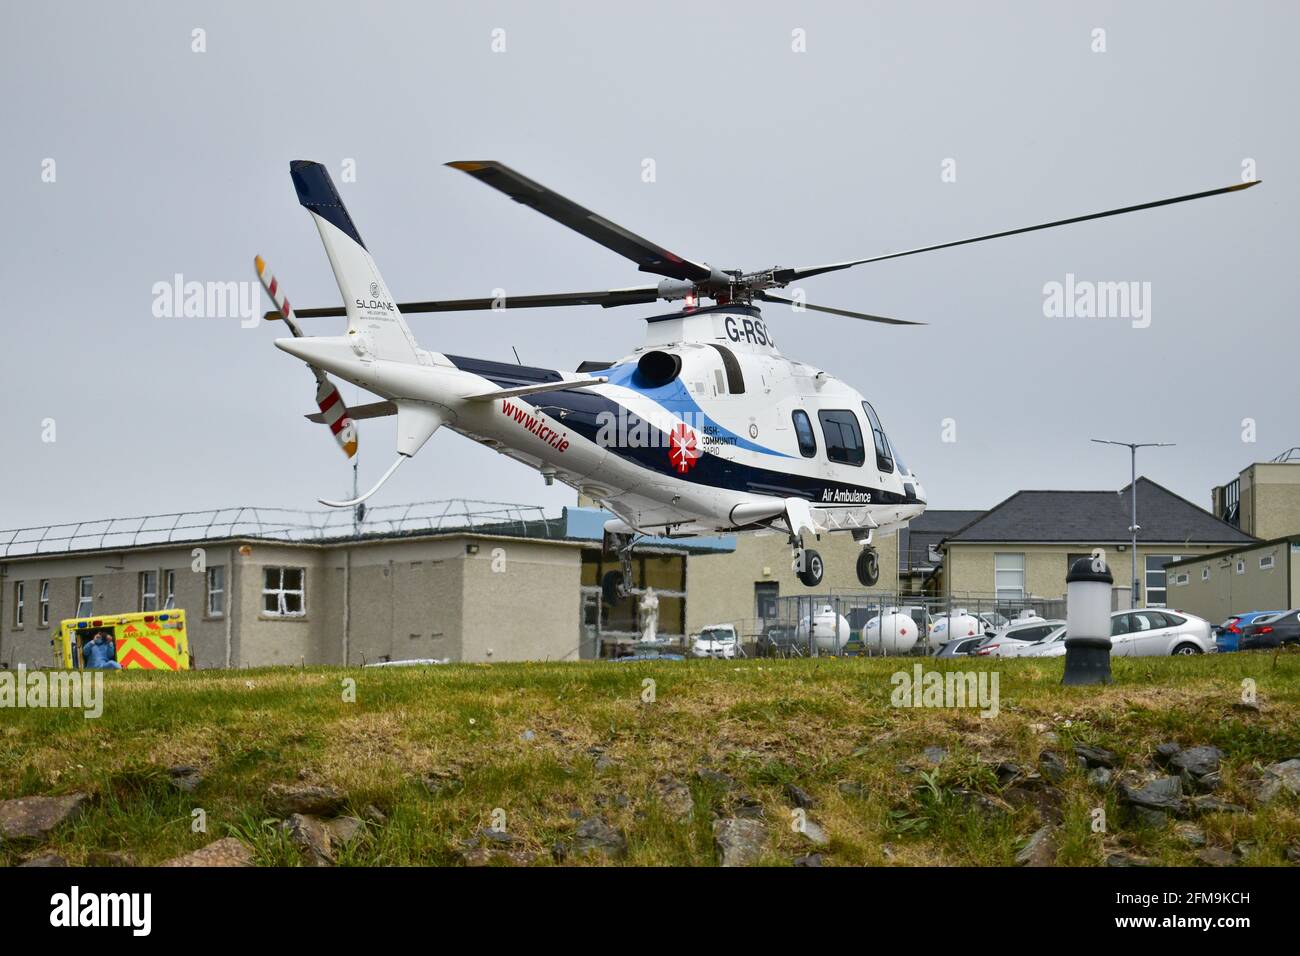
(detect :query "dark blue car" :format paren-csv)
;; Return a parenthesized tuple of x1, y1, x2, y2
(1215, 610, 1285, 652)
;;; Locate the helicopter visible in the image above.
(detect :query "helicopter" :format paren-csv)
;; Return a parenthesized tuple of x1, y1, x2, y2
(255, 160, 1257, 600)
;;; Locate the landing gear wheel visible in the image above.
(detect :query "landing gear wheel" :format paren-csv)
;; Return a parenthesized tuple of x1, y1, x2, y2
(601, 570, 625, 606)
(856, 548, 880, 587)
(796, 549, 824, 588)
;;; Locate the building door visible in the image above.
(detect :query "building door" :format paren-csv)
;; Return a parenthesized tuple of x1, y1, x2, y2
(755, 582, 779, 624)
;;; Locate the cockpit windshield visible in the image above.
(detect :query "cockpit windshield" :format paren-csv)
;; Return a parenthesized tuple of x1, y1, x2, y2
(860, 401, 895, 473)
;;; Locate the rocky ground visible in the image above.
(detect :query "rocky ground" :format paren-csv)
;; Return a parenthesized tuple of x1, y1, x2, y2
(1, 653, 1297, 866)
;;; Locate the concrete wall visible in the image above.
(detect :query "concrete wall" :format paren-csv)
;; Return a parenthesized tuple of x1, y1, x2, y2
(685, 529, 900, 636)
(1166, 539, 1298, 623)
(1241, 464, 1300, 539)
(944, 542, 1231, 606)
(460, 539, 582, 662)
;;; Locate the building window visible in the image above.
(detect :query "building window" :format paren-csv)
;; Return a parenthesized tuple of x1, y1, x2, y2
(1174, 572, 1189, 586)
(1201, 567, 1210, 581)
(263, 567, 305, 616)
(1145, 555, 1174, 608)
(860, 401, 895, 473)
(791, 410, 817, 458)
(76, 577, 93, 617)
(140, 571, 158, 612)
(817, 409, 866, 467)
(1260, 555, 1275, 571)
(39, 580, 50, 627)
(163, 570, 176, 609)
(994, 553, 1025, 603)
(755, 582, 779, 621)
(207, 566, 225, 617)
(1235, 559, 1245, 575)
(13, 582, 23, 627)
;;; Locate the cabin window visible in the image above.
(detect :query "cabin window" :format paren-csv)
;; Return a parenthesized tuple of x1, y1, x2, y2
(817, 410, 866, 467)
(860, 401, 895, 473)
(792, 410, 817, 458)
(708, 344, 745, 394)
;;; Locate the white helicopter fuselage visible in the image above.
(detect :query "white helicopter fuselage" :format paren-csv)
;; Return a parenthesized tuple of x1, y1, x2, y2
(282, 302, 927, 542)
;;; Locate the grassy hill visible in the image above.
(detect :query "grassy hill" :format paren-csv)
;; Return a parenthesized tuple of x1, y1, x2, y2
(2, 653, 1298, 866)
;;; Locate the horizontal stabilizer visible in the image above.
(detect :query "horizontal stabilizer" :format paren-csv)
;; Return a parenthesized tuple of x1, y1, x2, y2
(305, 400, 397, 424)
(464, 376, 607, 402)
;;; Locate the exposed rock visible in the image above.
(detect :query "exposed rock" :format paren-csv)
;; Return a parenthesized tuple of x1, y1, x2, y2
(1005, 784, 1064, 825)
(1188, 795, 1247, 815)
(1015, 825, 1057, 867)
(1188, 770, 1221, 793)
(714, 818, 767, 867)
(1257, 759, 1300, 804)
(895, 762, 917, 776)
(1173, 823, 1207, 848)
(784, 783, 817, 809)
(569, 817, 627, 860)
(520, 729, 536, 742)
(1087, 767, 1114, 790)
(656, 776, 694, 821)
(994, 762, 1025, 786)
(1195, 846, 1240, 867)
(1074, 744, 1119, 769)
(1132, 807, 1170, 829)
(1170, 746, 1223, 779)
(838, 782, 868, 799)
(168, 766, 203, 793)
(1105, 851, 1154, 867)
(696, 768, 738, 790)
(593, 755, 616, 772)
(279, 813, 334, 866)
(87, 850, 137, 867)
(797, 820, 830, 846)
(731, 793, 766, 820)
(362, 804, 387, 826)
(20, 853, 69, 867)
(161, 837, 254, 867)
(922, 746, 948, 765)
(793, 853, 823, 867)
(325, 816, 365, 849)
(1285, 844, 1300, 864)
(1119, 775, 1185, 813)
(880, 843, 897, 862)
(1154, 742, 1183, 766)
(1038, 751, 1068, 784)
(0, 793, 91, 843)
(266, 783, 346, 817)
(469, 826, 523, 847)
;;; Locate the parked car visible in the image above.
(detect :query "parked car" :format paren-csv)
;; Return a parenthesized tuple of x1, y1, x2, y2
(933, 634, 990, 658)
(974, 619, 1065, 657)
(690, 624, 739, 659)
(1005, 610, 1214, 657)
(1238, 609, 1300, 650)
(1214, 610, 1285, 652)
(1005, 624, 1069, 658)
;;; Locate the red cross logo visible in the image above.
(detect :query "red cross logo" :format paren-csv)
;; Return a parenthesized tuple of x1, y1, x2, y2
(669, 423, 700, 474)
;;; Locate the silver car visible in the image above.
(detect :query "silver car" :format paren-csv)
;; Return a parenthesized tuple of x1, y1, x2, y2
(974, 619, 1065, 658)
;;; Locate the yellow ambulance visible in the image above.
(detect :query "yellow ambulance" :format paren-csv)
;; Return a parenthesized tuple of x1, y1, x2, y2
(52, 610, 191, 670)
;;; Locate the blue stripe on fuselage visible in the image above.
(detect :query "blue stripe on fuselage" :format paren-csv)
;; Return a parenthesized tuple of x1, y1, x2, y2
(601, 363, 791, 458)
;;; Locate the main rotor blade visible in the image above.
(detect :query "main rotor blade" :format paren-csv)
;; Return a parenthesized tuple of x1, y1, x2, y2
(446, 160, 713, 283)
(757, 291, 923, 326)
(274, 286, 663, 322)
(773, 180, 1261, 283)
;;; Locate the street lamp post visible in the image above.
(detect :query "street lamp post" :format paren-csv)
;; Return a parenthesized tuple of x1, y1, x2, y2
(1090, 439, 1174, 607)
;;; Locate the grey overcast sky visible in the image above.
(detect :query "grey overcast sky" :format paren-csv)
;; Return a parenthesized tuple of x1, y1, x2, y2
(1, 0, 1295, 532)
